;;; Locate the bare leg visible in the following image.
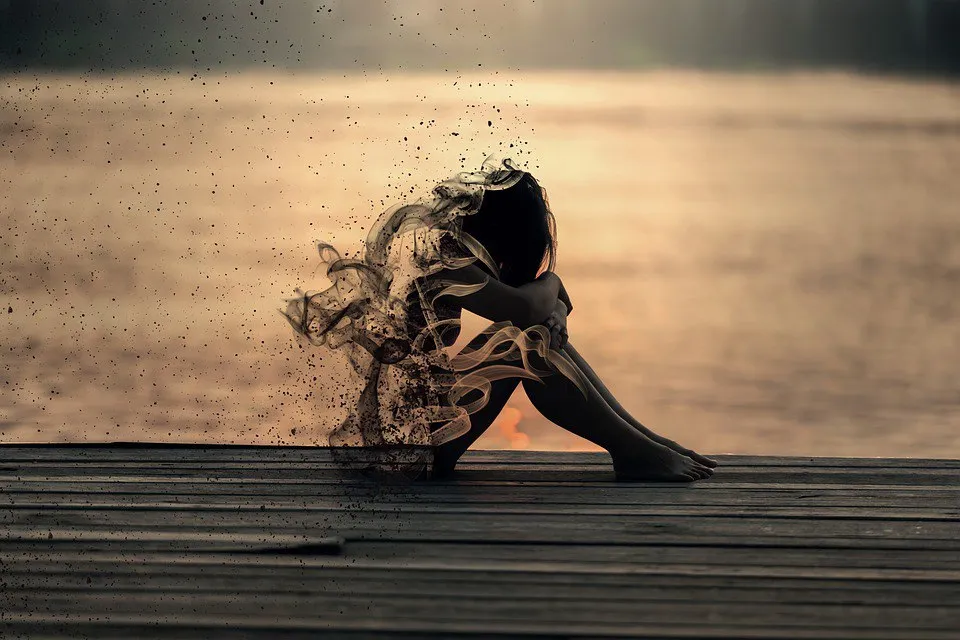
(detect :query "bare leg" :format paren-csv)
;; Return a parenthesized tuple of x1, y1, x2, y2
(521, 348, 712, 481)
(431, 374, 521, 479)
(563, 342, 718, 468)
(432, 329, 712, 481)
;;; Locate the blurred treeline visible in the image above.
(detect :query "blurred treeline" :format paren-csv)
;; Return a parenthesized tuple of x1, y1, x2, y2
(1, 0, 959, 75)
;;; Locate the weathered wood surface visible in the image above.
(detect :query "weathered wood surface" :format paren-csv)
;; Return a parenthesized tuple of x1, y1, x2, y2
(1, 445, 958, 639)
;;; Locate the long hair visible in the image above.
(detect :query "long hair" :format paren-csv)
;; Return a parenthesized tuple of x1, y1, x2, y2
(458, 172, 558, 287)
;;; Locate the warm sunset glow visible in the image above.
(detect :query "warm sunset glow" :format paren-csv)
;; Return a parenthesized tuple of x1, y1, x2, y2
(496, 406, 529, 450)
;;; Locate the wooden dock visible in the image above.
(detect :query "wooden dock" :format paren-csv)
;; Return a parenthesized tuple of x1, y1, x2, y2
(1, 445, 959, 638)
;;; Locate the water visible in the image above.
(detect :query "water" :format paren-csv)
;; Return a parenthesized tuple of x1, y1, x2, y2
(2, 70, 959, 457)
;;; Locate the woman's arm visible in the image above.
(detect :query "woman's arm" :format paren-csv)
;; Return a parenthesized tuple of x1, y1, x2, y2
(433, 264, 560, 329)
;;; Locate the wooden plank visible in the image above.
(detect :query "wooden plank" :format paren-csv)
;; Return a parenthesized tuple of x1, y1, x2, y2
(1, 464, 927, 491)
(4, 459, 950, 474)
(2, 590, 957, 634)
(4, 568, 958, 607)
(5, 459, 960, 474)
(2, 536, 956, 554)
(2, 446, 958, 469)
(4, 476, 959, 496)
(4, 591, 959, 631)
(0, 444, 955, 462)
(5, 509, 960, 545)
(2, 614, 957, 640)
(349, 540, 960, 571)
(6, 541, 960, 572)
(4, 490, 960, 512)
(3, 554, 958, 587)
(3, 529, 960, 554)
(4, 499, 960, 522)
(0, 529, 344, 553)
(4, 483, 956, 507)
(4, 554, 960, 596)
(4, 462, 960, 485)
(5, 549, 960, 583)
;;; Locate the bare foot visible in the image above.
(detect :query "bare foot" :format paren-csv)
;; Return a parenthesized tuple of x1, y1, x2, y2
(651, 436, 719, 469)
(613, 443, 714, 482)
(429, 446, 461, 480)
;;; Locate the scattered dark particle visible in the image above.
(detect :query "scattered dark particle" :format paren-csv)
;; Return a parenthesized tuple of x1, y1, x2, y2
(6, 307, 11, 314)
(451, 132, 459, 136)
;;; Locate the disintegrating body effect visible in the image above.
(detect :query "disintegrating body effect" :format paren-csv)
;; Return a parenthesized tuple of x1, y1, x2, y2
(282, 156, 587, 479)
(283, 156, 717, 482)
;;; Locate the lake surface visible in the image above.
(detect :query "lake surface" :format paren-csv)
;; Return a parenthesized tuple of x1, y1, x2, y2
(2, 70, 959, 457)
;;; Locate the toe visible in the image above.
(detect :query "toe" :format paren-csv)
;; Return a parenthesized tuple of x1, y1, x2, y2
(684, 464, 705, 480)
(687, 450, 718, 468)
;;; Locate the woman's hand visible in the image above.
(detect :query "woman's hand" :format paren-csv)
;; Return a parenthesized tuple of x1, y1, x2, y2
(542, 299, 569, 350)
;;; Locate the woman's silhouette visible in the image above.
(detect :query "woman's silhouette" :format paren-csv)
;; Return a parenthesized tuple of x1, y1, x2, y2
(284, 156, 716, 482)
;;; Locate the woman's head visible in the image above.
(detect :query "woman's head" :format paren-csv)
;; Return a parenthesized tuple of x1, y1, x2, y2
(459, 172, 557, 287)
